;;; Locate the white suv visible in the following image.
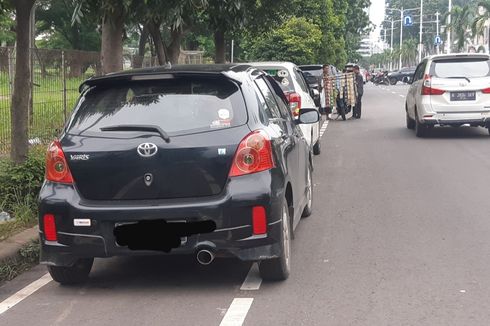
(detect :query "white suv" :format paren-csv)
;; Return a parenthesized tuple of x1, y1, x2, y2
(249, 62, 322, 154)
(405, 53, 490, 137)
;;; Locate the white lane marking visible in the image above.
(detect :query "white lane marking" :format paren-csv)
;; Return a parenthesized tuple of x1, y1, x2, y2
(399, 95, 405, 98)
(319, 120, 329, 138)
(240, 263, 262, 291)
(0, 273, 52, 315)
(391, 91, 396, 94)
(219, 298, 254, 326)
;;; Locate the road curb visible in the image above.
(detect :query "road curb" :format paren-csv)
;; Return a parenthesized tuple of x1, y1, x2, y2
(0, 226, 39, 264)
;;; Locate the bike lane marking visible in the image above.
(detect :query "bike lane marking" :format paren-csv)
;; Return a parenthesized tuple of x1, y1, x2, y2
(0, 273, 52, 315)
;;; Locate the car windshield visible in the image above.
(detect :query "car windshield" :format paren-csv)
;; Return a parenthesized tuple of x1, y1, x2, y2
(67, 77, 247, 137)
(430, 58, 490, 78)
(256, 66, 295, 92)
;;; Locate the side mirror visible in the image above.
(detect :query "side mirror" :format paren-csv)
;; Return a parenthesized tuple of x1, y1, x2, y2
(298, 108, 320, 124)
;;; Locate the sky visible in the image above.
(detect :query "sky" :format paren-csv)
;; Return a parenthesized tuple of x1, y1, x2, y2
(369, 0, 386, 41)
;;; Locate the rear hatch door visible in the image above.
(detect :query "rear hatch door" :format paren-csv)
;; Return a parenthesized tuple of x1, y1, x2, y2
(63, 75, 249, 201)
(429, 56, 490, 113)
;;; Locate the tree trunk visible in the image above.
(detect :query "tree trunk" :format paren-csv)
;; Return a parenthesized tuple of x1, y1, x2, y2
(214, 29, 226, 64)
(10, 0, 35, 164)
(148, 21, 167, 65)
(101, 8, 124, 74)
(167, 28, 184, 64)
(133, 25, 149, 68)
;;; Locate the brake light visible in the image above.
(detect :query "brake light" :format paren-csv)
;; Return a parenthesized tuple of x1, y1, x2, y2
(288, 92, 301, 117)
(252, 206, 267, 235)
(43, 214, 57, 241)
(45, 141, 74, 183)
(482, 88, 490, 94)
(421, 75, 445, 95)
(229, 130, 275, 177)
(422, 86, 446, 95)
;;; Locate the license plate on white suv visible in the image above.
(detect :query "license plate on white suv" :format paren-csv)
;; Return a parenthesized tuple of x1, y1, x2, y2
(450, 91, 476, 101)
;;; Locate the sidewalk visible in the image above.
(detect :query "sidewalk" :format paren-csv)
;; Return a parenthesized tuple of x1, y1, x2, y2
(0, 226, 39, 263)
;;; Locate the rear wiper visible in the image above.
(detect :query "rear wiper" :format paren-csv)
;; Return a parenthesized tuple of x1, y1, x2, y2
(447, 76, 471, 83)
(100, 124, 170, 143)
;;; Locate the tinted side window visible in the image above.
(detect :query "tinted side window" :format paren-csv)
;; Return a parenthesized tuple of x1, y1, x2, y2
(293, 69, 309, 93)
(414, 61, 426, 81)
(255, 78, 282, 119)
(253, 84, 277, 122)
(264, 76, 293, 120)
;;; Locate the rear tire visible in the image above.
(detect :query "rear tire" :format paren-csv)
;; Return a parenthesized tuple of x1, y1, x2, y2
(259, 199, 291, 281)
(390, 78, 397, 85)
(302, 167, 313, 218)
(48, 258, 93, 285)
(406, 109, 415, 130)
(415, 111, 427, 138)
(313, 139, 321, 155)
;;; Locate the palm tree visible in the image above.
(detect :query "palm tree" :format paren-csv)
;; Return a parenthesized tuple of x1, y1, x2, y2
(446, 5, 473, 52)
(401, 39, 418, 67)
(472, 1, 490, 53)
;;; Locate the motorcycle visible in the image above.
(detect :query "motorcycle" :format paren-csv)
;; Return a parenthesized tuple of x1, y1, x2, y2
(371, 71, 390, 86)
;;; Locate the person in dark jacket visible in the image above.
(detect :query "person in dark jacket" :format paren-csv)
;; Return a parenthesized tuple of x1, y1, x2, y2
(353, 65, 364, 119)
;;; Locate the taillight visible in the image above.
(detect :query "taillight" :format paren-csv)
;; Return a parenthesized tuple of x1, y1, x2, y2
(421, 85, 446, 95)
(482, 88, 490, 94)
(43, 214, 57, 241)
(421, 75, 445, 95)
(45, 140, 74, 183)
(229, 130, 275, 177)
(252, 206, 267, 235)
(288, 92, 301, 117)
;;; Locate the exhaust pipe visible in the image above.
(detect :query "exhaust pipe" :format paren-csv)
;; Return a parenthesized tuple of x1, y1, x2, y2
(196, 249, 214, 265)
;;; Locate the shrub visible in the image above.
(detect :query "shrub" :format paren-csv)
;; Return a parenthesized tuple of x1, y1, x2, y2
(0, 146, 45, 221)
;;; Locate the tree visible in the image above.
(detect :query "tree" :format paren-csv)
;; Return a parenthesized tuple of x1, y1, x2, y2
(73, 0, 133, 74)
(4, 0, 36, 163)
(472, 1, 490, 53)
(446, 5, 473, 51)
(243, 17, 322, 65)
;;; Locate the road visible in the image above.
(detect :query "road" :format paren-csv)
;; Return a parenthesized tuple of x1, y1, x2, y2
(2, 83, 490, 325)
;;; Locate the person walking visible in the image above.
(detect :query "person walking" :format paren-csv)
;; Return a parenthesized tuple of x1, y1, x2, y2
(353, 65, 364, 119)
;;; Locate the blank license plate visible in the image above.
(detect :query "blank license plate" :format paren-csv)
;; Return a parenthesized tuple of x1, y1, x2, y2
(450, 91, 476, 101)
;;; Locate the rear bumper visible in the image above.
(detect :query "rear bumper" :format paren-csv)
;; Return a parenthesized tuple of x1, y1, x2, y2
(39, 171, 286, 267)
(419, 107, 490, 127)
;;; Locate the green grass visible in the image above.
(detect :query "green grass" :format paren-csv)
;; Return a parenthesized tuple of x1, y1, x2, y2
(0, 240, 40, 284)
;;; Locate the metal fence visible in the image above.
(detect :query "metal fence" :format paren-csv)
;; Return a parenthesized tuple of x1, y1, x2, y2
(0, 47, 205, 154)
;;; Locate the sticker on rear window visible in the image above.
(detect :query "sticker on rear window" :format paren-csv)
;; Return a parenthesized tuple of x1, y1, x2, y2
(278, 70, 289, 78)
(210, 120, 231, 129)
(281, 78, 290, 86)
(218, 109, 231, 120)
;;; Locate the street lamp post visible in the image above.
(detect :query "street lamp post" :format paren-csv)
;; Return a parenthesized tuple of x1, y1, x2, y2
(418, 0, 424, 62)
(436, 12, 440, 54)
(386, 6, 420, 69)
(447, 0, 452, 53)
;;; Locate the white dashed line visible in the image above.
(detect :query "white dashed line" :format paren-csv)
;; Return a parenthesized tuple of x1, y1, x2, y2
(319, 120, 329, 138)
(399, 95, 405, 98)
(240, 263, 262, 291)
(0, 273, 52, 315)
(219, 298, 254, 326)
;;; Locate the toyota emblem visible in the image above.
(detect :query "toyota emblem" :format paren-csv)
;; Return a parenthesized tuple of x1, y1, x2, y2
(137, 143, 158, 158)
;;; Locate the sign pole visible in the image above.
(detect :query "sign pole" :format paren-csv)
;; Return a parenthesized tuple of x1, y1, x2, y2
(418, 0, 424, 62)
(399, 7, 403, 69)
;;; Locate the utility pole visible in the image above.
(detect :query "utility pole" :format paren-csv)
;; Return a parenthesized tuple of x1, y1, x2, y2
(390, 18, 394, 71)
(447, 0, 452, 53)
(231, 39, 234, 63)
(399, 7, 403, 69)
(436, 12, 440, 54)
(418, 0, 424, 63)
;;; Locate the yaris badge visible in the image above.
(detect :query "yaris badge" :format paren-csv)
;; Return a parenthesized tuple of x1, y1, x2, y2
(137, 143, 158, 158)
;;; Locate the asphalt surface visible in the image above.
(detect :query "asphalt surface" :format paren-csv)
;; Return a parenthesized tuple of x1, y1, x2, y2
(2, 83, 490, 325)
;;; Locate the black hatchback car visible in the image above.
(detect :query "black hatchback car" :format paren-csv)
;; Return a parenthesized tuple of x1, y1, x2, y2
(39, 64, 319, 284)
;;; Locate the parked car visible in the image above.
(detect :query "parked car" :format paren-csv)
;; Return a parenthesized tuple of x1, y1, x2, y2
(405, 53, 490, 137)
(39, 64, 320, 284)
(387, 67, 416, 85)
(250, 62, 322, 155)
(298, 65, 324, 107)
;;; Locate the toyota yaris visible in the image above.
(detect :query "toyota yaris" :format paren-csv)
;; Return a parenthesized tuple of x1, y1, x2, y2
(39, 64, 319, 284)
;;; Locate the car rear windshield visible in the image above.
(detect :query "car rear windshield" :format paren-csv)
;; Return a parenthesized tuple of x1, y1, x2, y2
(67, 77, 247, 137)
(430, 58, 490, 78)
(258, 66, 295, 92)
